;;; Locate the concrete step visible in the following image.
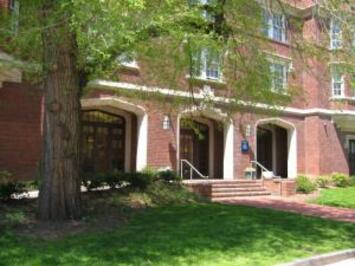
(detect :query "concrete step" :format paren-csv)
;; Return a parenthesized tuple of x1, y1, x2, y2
(211, 191, 271, 201)
(212, 184, 263, 189)
(211, 190, 269, 197)
(211, 187, 266, 193)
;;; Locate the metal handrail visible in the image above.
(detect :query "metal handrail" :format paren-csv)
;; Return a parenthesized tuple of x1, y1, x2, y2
(250, 160, 271, 173)
(180, 159, 209, 179)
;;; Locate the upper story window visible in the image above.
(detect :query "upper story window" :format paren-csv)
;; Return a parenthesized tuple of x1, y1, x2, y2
(8, 0, 20, 33)
(192, 48, 222, 81)
(263, 11, 287, 43)
(117, 53, 139, 69)
(331, 70, 344, 97)
(189, 0, 215, 22)
(270, 61, 289, 92)
(330, 19, 342, 50)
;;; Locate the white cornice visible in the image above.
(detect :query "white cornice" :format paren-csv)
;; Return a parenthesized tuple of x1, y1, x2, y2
(87, 79, 355, 118)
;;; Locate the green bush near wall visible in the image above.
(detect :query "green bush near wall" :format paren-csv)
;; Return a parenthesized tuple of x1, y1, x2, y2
(82, 169, 181, 191)
(331, 173, 350, 188)
(0, 171, 27, 201)
(296, 175, 317, 194)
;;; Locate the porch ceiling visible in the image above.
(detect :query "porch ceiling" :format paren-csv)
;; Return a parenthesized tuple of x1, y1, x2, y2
(0, 52, 22, 87)
(333, 114, 355, 132)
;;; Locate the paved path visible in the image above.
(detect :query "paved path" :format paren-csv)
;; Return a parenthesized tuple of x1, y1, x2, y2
(326, 258, 355, 265)
(220, 197, 355, 223)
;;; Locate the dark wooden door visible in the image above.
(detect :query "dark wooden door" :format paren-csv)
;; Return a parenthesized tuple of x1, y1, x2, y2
(81, 111, 125, 174)
(180, 121, 209, 179)
(349, 140, 355, 175)
(257, 127, 273, 178)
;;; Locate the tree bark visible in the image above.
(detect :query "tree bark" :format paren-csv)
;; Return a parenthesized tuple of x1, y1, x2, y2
(38, 1, 81, 220)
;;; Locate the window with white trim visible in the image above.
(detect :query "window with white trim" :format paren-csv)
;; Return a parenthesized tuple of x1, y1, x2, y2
(263, 11, 287, 43)
(331, 70, 344, 97)
(117, 53, 138, 69)
(189, 0, 215, 22)
(192, 48, 221, 81)
(330, 18, 342, 50)
(270, 62, 288, 92)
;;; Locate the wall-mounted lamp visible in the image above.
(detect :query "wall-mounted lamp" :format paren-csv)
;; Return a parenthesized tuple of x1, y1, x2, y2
(162, 115, 171, 130)
(245, 124, 252, 137)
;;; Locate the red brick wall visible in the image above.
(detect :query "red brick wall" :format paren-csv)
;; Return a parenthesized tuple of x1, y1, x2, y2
(0, 0, 9, 9)
(0, 82, 43, 181)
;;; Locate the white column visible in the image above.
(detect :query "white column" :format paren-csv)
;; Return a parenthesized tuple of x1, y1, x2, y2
(223, 122, 234, 180)
(136, 114, 148, 171)
(287, 128, 297, 178)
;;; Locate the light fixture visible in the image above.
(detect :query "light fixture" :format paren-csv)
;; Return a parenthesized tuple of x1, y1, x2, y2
(245, 124, 252, 137)
(162, 115, 171, 130)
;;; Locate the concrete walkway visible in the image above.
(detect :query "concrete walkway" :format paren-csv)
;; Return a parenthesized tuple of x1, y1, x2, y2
(220, 197, 355, 223)
(327, 258, 355, 266)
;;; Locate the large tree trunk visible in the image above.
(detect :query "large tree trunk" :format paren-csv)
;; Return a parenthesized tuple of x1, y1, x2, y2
(38, 1, 82, 220)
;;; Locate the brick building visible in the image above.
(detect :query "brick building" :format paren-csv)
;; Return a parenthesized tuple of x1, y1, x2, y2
(1, 0, 355, 184)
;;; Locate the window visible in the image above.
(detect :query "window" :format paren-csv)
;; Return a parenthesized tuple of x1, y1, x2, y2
(189, 0, 215, 22)
(263, 11, 287, 43)
(331, 70, 344, 97)
(192, 48, 222, 81)
(270, 62, 288, 92)
(8, 0, 15, 10)
(330, 19, 342, 50)
(9, 0, 20, 34)
(117, 53, 138, 69)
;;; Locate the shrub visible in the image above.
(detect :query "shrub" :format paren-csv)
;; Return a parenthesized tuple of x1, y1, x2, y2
(349, 176, 355, 187)
(129, 172, 154, 190)
(331, 173, 350, 187)
(296, 175, 317, 194)
(316, 175, 332, 188)
(158, 170, 181, 182)
(82, 172, 106, 191)
(0, 171, 27, 201)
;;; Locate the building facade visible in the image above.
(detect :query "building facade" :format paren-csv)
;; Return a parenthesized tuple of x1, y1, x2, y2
(1, 0, 355, 181)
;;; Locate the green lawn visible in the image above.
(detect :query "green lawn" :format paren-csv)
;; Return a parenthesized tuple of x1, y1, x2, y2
(312, 186, 355, 209)
(1, 203, 355, 266)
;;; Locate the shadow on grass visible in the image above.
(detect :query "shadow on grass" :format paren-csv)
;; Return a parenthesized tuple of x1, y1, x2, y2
(0, 203, 355, 266)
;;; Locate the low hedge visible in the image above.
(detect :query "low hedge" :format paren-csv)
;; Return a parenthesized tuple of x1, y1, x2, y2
(82, 169, 181, 191)
(296, 175, 317, 194)
(0, 171, 27, 201)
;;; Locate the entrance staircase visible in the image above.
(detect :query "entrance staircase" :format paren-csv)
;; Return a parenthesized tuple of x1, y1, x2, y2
(209, 180, 271, 201)
(181, 159, 275, 201)
(184, 179, 271, 201)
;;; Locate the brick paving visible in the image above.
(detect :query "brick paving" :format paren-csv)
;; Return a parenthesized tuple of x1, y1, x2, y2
(219, 196, 355, 223)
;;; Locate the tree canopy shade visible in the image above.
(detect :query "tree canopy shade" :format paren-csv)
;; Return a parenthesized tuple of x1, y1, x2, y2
(0, 0, 354, 220)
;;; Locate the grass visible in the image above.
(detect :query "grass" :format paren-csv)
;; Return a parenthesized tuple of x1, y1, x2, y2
(0, 182, 355, 266)
(311, 186, 355, 209)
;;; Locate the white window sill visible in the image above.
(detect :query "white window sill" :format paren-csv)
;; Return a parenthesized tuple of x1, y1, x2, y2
(329, 96, 355, 102)
(186, 75, 226, 85)
(119, 63, 140, 71)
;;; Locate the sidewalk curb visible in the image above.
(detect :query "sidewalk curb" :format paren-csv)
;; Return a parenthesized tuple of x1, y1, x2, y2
(278, 249, 355, 266)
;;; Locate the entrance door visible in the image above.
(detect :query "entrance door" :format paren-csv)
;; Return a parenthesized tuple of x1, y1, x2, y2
(180, 121, 209, 179)
(81, 111, 126, 174)
(349, 140, 355, 175)
(257, 127, 272, 178)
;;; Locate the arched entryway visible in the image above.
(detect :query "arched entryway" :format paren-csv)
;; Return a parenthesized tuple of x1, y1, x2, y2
(81, 97, 148, 173)
(255, 118, 297, 178)
(177, 108, 234, 180)
(81, 110, 127, 173)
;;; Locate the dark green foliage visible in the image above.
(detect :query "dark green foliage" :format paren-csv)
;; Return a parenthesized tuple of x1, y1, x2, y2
(331, 173, 350, 188)
(157, 170, 181, 182)
(296, 176, 317, 194)
(0, 171, 27, 201)
(128, 172, 154, 190)
(316, 175, 332, 188)
(350, 176, 355, 186)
